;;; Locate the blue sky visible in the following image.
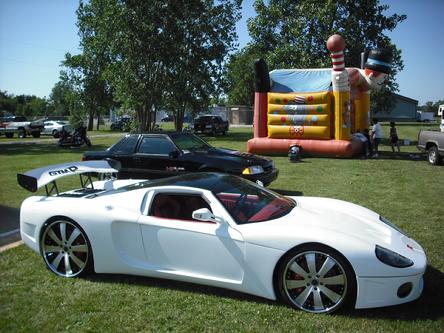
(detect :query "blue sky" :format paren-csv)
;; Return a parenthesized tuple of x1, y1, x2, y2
(1, 0, 443, 105)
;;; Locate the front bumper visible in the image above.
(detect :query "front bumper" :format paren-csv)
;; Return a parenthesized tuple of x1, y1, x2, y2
(242, 168, 279, 186)
(355, 273, 424, 309)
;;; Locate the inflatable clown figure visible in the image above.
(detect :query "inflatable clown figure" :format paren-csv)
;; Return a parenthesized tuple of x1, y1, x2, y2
(247, 34, 393, 157)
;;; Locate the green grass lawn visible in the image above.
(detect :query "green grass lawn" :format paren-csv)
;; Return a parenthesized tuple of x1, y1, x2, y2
(1, 124, 443, 332)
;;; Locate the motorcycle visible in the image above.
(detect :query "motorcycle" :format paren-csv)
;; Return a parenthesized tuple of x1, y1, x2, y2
(58, 126, 92, 147)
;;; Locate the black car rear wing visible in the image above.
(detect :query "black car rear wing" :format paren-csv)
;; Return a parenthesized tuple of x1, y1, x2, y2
(17, 160, 121, 196)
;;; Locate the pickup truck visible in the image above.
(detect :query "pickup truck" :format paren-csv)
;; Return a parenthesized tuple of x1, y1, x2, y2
(193, 115, 229, 136)
(417, 130, 444, 165)
(2, 116, 43, 138)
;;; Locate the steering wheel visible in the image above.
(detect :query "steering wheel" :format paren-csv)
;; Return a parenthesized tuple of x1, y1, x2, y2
(231, 193, 248, 216)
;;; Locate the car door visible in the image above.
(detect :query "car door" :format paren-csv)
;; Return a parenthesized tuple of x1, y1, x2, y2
(43, 121, 52, 135)
(138, 189, 245, 282)
(132, 135, 186, 178)
(108, 135, 140, 177)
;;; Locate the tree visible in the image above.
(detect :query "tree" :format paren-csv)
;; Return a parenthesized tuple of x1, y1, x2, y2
(75, 0, 240, 132)
(50, 71, 85, 128)
(225, 46, 260, 105)
(0, 90, 17, 114)
(162, 1, 241, 131)
(418, 99, 444, 115)
(225, 0, 406, 110)
(63, 52, 114, 131)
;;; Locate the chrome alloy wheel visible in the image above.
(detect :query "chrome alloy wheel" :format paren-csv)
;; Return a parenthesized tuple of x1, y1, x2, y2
(283, 250, 348, 313)
(40, 220, 90, 277)
(428, 148, 438, 164)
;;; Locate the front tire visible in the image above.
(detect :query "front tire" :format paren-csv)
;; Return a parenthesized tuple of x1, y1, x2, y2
(275, 244, 356, 314)
(18, 128, 26, 138)
(40, 218, 93, 278)
(428, 146, 441, 165)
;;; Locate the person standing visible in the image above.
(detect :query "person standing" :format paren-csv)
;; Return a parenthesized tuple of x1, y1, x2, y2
(371, 118, 383, 157)
(389, 121, 401, 153)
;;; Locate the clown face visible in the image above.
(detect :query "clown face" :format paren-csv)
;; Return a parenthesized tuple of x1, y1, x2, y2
(362, 68, 388, 91)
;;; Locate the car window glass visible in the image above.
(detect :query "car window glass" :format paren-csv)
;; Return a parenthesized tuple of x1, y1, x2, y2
(171, 133, 210, 150)
(149, 193, 212, 221)
(112, 136, 139, 154)
(138, 136, 176, 155)
(214, 179, 296, 224)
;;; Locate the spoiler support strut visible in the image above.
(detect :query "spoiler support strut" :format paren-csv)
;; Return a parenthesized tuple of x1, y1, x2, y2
(45, 181, 59, 196)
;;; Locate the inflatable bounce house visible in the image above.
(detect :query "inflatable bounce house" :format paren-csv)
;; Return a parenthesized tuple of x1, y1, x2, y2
(247, 34, 393, 157)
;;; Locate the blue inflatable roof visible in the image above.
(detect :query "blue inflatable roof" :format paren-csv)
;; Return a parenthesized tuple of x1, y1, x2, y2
(270, 68, 332, 93)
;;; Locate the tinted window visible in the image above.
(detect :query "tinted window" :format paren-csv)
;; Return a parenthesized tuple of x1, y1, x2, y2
(149, 193, 212, 221)
(14, 116, 27, 122)
(138, 136, 176, 155)
(111, 136, 139, 154)
(170, 133, 211, 150)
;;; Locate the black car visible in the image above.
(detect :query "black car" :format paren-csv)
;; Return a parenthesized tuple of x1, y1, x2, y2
(82, 132, 279, 186)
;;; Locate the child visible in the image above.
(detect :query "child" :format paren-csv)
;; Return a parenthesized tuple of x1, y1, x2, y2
(389, 121, 400, 153)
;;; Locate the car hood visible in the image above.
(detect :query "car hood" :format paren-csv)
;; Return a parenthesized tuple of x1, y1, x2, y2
(189, 147, 272, 167)
(240, 196, 424, 254)
(238, 196, 426, 277)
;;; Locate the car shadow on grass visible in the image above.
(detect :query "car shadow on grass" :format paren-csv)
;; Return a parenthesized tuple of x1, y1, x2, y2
(196, 131, 253, 144)
(85, 273, 277, 308)
(368, 151, 427, 162)
(85, 265, 443, 320)
(0, 143, 110, 156)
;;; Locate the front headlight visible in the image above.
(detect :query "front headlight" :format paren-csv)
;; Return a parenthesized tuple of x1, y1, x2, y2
(242, 165, 264, 175)
(375, 245, 413, 268)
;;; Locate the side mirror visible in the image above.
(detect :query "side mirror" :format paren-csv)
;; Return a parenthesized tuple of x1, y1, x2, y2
(169, 150, 180, 159)
(192, 208, 219, 223)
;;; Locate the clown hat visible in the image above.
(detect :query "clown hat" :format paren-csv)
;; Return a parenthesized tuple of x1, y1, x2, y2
(364, 48, 393, 74)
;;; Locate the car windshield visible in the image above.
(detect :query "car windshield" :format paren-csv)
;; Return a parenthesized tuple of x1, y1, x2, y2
(213, 178, 296, 224)
(170, 133, 211, 151)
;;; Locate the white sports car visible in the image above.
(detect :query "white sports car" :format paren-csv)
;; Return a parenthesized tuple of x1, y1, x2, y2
(18, 161, 426, 314)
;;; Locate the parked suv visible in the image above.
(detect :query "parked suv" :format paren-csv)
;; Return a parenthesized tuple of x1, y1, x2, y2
(110, 116, 132, 131)
(193, 115, 229, 136)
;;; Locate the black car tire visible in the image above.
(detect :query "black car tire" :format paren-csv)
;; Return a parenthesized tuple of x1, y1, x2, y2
(275, 243, 356, 314)
(18, 128, 26, 138)
(5, 132, 13, 138)
(32, 132, 41, 138)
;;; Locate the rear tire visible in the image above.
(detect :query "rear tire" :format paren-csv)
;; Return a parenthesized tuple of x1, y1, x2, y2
(5, 132, 13, 138)
(32, 132, 40, 138)
(40, 218, 93, 278)
(428, 146, 441, 165)
(275, 243, 356, 314)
